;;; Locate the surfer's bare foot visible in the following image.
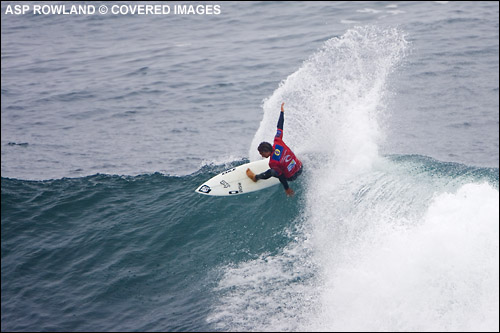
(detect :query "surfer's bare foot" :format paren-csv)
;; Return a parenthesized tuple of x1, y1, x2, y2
(246, 168, 257, 182)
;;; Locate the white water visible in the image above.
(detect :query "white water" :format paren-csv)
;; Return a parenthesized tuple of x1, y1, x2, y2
(210, 27, 499, 332)
(249, 26, 408, 171)
(303, 169, 499, 332)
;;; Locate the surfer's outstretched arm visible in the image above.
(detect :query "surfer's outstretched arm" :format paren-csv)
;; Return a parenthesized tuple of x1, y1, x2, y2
(277, 102, 285, 131)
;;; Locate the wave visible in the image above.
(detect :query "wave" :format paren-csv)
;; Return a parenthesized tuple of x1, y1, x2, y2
(206, 154, 498, 332)
(1, 160, 304, 331)
(1, 154, 498, 331)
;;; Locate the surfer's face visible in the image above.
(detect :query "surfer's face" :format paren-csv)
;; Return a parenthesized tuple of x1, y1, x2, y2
(260, 151, 272, 158)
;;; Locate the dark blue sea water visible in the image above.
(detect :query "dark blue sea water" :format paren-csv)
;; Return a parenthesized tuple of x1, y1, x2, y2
(2, 1, 499, 332)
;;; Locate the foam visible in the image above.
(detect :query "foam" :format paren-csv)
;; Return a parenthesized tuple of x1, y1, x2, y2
(249, 26, 408, 174)
(210, 26, 499, 332)
(307, 182, 499, 331)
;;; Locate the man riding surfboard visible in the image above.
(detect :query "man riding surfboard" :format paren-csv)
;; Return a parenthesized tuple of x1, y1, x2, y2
(246, 102, 303, 196)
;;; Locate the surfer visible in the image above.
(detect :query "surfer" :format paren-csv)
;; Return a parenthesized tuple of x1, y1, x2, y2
(246, 102, 303, 196)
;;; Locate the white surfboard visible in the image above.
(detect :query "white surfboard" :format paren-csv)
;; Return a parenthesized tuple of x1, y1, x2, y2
(195, 159, 280, 196)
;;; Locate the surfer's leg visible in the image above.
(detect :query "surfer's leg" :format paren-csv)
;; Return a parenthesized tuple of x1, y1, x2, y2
(255, 169, 273, 180)
(287, 166, 303, 182)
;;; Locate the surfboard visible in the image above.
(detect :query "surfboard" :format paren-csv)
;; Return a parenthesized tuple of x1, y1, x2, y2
(195, 159, 280, 196)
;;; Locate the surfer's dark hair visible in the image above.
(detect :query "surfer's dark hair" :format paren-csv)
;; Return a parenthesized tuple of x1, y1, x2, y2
(258, 142, 273, 153)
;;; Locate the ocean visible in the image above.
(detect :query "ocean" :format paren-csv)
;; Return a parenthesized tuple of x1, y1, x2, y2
(1, 1, 499, 331)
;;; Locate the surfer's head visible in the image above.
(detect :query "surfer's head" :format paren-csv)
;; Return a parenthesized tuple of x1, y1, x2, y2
(258, 142, 273, 158)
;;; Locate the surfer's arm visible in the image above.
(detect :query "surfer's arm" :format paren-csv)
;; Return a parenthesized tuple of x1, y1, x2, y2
(277, 103, 285, 130)
(278, 175, 290, 191)
(275, 104, 285, 139)
(277, 111, 284, 131)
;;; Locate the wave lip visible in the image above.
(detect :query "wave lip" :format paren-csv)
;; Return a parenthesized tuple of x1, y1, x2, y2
(250, 26, 408, 174)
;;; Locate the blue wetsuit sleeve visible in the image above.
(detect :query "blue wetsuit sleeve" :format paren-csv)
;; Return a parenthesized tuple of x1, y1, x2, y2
(276, 111, 288, 190)
(278, 175, 289, 190)
(277, 111, 284, 130)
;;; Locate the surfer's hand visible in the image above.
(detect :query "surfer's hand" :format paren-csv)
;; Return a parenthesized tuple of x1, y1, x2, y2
(281, 102, 285, 112)
(285, 188, 294, 197)
(246, 168, 257, 182)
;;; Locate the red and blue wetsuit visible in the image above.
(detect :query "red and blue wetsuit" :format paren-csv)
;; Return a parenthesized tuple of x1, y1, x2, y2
(255, 111, 303, 190)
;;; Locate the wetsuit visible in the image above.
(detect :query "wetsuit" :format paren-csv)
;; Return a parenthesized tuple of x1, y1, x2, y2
(255, 111, 303, 190)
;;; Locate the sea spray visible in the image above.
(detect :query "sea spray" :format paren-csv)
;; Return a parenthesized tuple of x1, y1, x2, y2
(249, 26, 408, 173)
(211, 25, 499, 331)
(210, 26, 412, 331)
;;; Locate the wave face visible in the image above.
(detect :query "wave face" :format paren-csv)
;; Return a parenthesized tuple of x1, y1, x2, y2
(1, 164, 303, 332)
(2, 157, 498, 332)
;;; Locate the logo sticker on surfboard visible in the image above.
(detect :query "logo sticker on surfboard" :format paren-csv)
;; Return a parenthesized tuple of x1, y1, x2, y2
(198, 185, 211, 193)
